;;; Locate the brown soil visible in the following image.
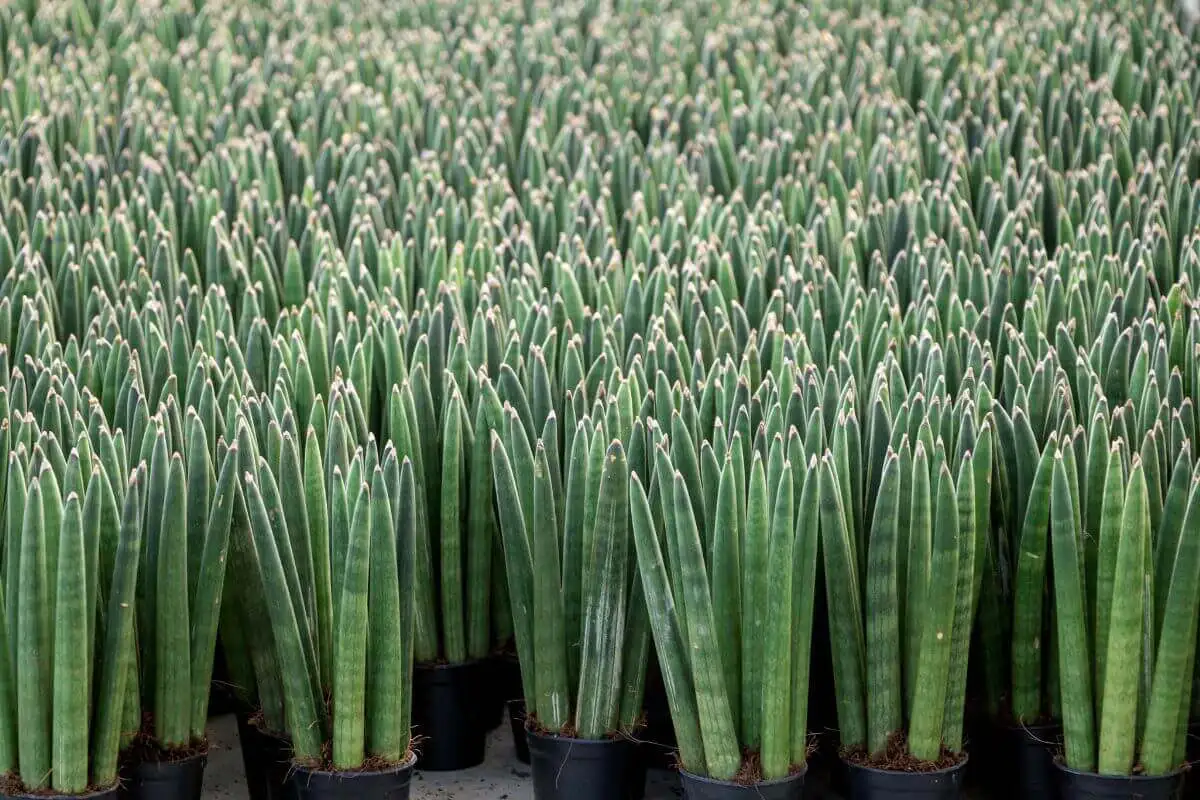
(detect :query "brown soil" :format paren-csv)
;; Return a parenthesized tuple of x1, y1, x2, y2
(618, 714, 648, 737)
(732, 750, 765, 785)
(842, 731, 964, 772)
(801, 733, 820, 761)
(358, 751, 410, 773)
(294, 741, 416, 774)
(1128, 761, 1183, 776)
(717, 749, 809, 786)
(0, 774, 22, 796)
(526, 713, 639, 742)
(244, 710, 289, 743)
(526, 712, 581, 739)
(123, 716, 210, 765)
(0, 771, 120, 797)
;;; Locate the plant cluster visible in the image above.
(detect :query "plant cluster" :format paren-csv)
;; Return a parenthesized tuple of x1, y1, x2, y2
(0, 0, 1198, 793)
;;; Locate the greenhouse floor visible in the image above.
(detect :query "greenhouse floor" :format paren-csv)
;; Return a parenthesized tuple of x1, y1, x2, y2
(200, 715, 684, 799)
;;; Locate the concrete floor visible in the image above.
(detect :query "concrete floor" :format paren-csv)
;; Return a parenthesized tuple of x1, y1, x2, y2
(201, 715, 682, 799)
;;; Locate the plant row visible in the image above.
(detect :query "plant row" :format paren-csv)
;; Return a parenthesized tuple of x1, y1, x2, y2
(1, 1, 1200, 799)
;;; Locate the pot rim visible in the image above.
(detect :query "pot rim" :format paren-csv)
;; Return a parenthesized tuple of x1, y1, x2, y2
(679, 761, 809, 788)
(133, 746, 210, 768)
(524, 726, 631, 746)
(291, 751, 418, 779)
(1053, 761, 1187, 782)
(843, 753, 969, 777)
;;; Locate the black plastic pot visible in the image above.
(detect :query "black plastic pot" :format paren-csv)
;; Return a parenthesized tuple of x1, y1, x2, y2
(1185, 722, 1200, 800)
(289, 754, 416, 800)
(477, 652, 516, 729)
(680, 763, 807, 800)
(479, 663, 504, 731)
(527, 728, 643, 800)
(481, 653, 520, 731)
(846, 756, 968, 800)
(508, 699, 531, 764)
(236, 711, 296, 800)
(412, 660, 488, 770)
(1008, 723, 1061, 800)
(125, 751, 207, 800)
(1056, 762, 1185, 800)
(627, 743, 649, 800)
(641, 666, 677, 772)
(499, 651, 524, 702)
(637, 737, 677, 779)
(963, 712, 1001, 793)
(4, 787, 119, 800)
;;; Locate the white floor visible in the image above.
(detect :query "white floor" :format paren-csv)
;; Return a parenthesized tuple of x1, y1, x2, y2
(201, 716, 683, 799)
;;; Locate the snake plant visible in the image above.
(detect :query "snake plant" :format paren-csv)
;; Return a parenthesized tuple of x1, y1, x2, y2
(131, 414, 238, 754)
(822, 432, 984, 764)
(391, 348, 497, 667)
(1050, 442, 1200, 776)
(491, 409, 650, 740)
(0, 448, 136, 793)
(231, 409, 419, 770)
(0, 0, 1198, 795)
(628, 426, 819, 782)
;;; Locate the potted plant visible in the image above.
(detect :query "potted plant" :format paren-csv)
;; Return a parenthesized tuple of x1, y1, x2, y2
(1050, 446, 1200, 799)
(487, 544, 520, 736)
(235, 413, 420, 800)
(491, 411, 651, 800)
(972, 418, 1064, 799)
(218, 356, 382, 800)
(494, 566, 529, 762)
(1002, 423, 1063, 798)
(627, 426, 818, 800)
(390, 353, 499, 770)
(125, 416, 238, 800)
(824, 434, 984, 800)
(219, 420, 312, 800)
(222, 612, 296, 800)
(0, 447, 145, 799)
